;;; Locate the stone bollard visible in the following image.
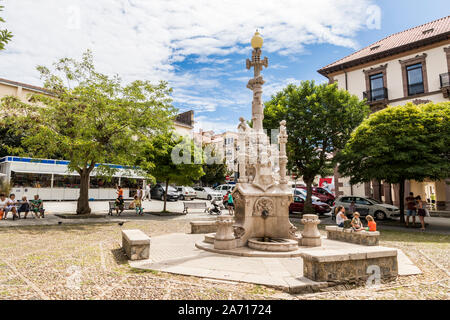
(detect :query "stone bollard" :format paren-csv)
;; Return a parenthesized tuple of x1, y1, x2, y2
(214, 215, 237, 250)
(300, 214, 322, 247)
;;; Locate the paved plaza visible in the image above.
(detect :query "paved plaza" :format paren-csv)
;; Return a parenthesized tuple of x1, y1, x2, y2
(130, 233, 421, 293)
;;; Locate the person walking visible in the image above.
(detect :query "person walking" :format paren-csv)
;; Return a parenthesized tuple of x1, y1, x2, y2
(416, 195, 427, 231)
(405, 192, 417, 228)
(430, 192, 436, 210)
(226, 191, 234, 215)
(145, 184, 151, 201)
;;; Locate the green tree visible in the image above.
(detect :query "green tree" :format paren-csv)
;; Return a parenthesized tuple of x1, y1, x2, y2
(139, 133, 204, 212)
(200, 148, 227, 186)
(263, 81, 369, 214)
(1, 50, 175, 214)
(0, 1, 13, 50)
(336, 102, 450, 222)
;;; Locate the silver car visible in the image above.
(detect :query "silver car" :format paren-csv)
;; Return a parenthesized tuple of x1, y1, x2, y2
(332, 196, 400, 220)
(176, 186, 197, 201)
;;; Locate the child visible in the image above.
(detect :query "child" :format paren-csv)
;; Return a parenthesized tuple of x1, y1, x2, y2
(365, 215, 377, 232)
(132, 195, 143, 215)
(18, 196, 31, 219)
(351, 212, 364, 231)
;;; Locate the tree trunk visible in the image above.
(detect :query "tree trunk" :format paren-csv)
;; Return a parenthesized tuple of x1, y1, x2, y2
(399, 179, 405, 223)
(388, 183, 393, 205)
(163, 179, 169, 212)
(77, 169, 91, 215)
(304, 177, 314, 215)
(378, 180, 383, 202)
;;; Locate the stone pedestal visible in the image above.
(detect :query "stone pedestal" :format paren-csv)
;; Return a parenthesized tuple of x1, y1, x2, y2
(214, 215, 237, 250)
(122, 229, 151, 261)
(300, 214, 322, 247)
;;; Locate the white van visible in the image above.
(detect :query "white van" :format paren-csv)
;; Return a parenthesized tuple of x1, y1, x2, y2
(215, 184, 235, 196)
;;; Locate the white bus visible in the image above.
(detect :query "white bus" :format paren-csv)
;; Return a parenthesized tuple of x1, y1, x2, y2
(0, 156, 146, 201)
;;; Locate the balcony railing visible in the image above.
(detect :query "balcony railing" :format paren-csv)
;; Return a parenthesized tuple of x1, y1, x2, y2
(363, 87, 388, 102)
(440, 73, 450, 88)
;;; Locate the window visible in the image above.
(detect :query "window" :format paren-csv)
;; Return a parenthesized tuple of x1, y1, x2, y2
(11, 172, 52, 188)
(340, 197, 352, 203)
(406, 63, 424, 96)
(53, 174, 80, 188)
(355, 197, 371, 205)
(369, 73, 385, 100)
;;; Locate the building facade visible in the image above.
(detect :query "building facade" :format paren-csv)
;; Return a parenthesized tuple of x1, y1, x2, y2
(318, 16, 450, 210)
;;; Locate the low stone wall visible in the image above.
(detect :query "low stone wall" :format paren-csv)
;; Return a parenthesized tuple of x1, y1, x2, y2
(326, 226, 379, 246)
(190, 221, 217, 234)
(122, 229, 151, 261)
(301, 249, 398, 283)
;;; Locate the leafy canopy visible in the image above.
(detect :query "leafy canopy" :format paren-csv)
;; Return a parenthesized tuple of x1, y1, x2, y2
(263, 81, 369, 182)
(336, 102, 450, 185)
(3, 50, 176, 176)
(139, 133, 205, 186)
(0, 1, 13, 50)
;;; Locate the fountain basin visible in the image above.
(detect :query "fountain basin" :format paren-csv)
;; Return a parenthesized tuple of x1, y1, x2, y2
(248, 237, 298, 252)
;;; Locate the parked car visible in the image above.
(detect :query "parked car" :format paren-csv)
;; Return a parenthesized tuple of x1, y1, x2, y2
(292, 188, 320, 202)
(193, 187, 222, 201)
(215, 184, 235, 196)
(332, 196, 399, 220)
(289, 196, 331, 216)
(150, 184, 179, 201)
(175, 186, 196, 200)
(299, 186, 335, 205)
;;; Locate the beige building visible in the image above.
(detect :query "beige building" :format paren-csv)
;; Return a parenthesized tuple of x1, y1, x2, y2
(318, 16, 450, 210)
(194, 129, 239, 175)
(0, 77, 51, 101)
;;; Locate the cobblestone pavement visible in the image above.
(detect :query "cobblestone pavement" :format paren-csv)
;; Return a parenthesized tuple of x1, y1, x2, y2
(0, 217, 448, 300)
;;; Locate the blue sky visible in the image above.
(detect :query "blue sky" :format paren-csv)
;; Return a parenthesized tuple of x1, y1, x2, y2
(1, 0, 448, 132)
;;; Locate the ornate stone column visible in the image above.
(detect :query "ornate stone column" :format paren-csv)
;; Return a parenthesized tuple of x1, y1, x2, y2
(214, 215, 237, 250)
(300, 214, 322, 247)
(278, 120, 288, 184)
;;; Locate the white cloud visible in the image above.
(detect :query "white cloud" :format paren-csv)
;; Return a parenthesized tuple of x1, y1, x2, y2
(0, 0, 375, 126)
(1, 0, 373, 85)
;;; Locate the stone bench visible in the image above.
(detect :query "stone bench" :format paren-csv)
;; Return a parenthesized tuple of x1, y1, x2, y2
(326, 226, 380, 246)
(301, 248, 398, 283)
(122, 229, 150, 260)
(190, 221, 217, 234)
(183, 202, 208, 214)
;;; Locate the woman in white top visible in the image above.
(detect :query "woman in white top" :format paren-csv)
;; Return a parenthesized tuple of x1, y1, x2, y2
(335, 206, 348, 228)
(0, 193, 8, 220)
(5, 194, 19, 220)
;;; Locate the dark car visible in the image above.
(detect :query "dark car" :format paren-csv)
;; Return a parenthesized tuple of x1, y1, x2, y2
(289, 196, 331, 216)
(300, 186, 335, 205)
(150, 184, 179, 201)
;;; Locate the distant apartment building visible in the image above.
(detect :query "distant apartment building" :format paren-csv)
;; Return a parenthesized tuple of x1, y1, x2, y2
(318, 16, 450, 209)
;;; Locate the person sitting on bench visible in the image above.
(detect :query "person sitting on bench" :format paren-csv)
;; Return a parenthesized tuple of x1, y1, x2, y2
(115, 196, 124, 216)
(351, 212, 364, 231)
(4, 194, 19, 220)
(30, 195, 45, 218)
(335, 206, 348, 228)
(18, 196, 33, 219)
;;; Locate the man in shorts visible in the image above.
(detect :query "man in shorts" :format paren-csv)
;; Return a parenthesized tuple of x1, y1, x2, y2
(405, 192, 417, 227)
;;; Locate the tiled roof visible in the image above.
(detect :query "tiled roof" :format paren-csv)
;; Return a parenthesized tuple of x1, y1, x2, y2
(319, 15, 450, 76)
(0, 77, 52, 94)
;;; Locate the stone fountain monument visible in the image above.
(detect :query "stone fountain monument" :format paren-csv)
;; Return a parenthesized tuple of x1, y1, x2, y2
(211, 31, 300, 252)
